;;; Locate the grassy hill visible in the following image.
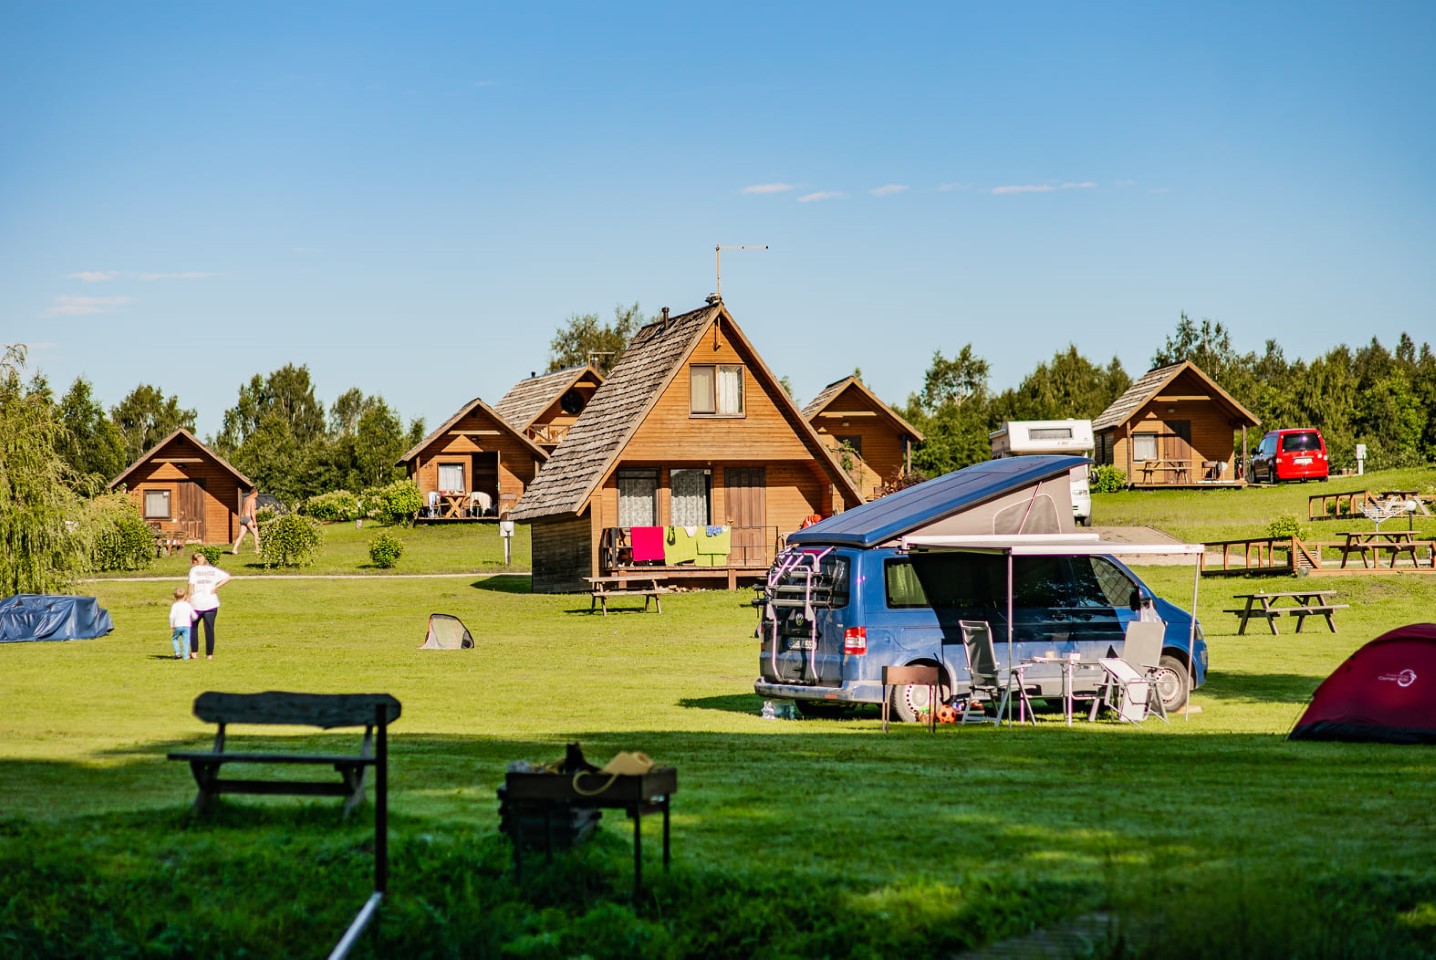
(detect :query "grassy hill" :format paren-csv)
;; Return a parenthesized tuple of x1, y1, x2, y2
(4, 469, 1436, 958)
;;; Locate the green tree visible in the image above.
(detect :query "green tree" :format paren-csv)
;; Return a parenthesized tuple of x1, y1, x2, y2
(547, 303, 647, 376)
(215, 365, 327, 506)
(0, 346, 90, 594)
(903, 346, 993, 476)
(989, 345, 1129, 422)
(110, 384, 197, 465)
(55, 377, 125, 488)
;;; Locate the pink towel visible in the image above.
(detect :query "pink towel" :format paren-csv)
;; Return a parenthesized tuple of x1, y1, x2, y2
(630, 526, 666, 563)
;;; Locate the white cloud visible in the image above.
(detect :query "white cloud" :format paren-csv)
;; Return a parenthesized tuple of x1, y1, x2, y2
(136, 271, 216, 281)
(1060, 181, 1097, 190)
(742, 182, 797, 195)
(68, 271, 118, 283)
(869, 184, 908, 197)
(797, 191, 846, 203)
(44, 294, 134, 316)
(991, 184, 1056, 195)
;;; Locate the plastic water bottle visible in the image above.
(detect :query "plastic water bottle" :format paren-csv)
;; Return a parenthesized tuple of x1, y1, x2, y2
(761, 700, 777, 720)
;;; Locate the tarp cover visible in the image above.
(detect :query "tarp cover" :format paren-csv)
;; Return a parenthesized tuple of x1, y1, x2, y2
(419, 613, 474, 650)
(0, 594, 114, 643)
(1290, 623, 1436, 743)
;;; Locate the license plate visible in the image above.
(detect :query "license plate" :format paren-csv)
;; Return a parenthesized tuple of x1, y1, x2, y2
(1294, 457, 1312, 465)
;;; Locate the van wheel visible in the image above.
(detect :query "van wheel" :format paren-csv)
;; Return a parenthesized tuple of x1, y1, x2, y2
(1153, 655, 1190, 713)
(888, 675, 950, 724)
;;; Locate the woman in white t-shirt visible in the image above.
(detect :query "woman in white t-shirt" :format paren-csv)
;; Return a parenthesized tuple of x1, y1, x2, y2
(187, 552, 232, 660)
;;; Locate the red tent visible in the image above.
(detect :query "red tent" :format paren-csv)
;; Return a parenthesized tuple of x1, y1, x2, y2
(1290, 623, 1436, 743)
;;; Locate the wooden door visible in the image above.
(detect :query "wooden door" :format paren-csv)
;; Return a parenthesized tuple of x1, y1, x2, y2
(724, 467, 767, 566)
(472, 451, 499, 515)
(177, 480, 206, 543)
(1163, 420, 1193, 478)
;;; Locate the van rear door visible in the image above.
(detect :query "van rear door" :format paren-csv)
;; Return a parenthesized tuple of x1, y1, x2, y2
(758, 550, 851, 688)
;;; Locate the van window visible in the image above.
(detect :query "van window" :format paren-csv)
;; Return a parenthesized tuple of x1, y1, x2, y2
(1087, 556, 1139, 607)
(891, 554, 1003, 609)
(1281, 432, 1320, 452)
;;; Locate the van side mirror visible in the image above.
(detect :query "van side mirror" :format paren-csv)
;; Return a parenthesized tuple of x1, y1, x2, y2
(1128, 588, 1142, 610)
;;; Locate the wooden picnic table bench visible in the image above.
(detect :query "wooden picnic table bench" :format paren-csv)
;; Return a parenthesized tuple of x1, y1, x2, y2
(585, 576, 670, 615)
(167, 691, 401, 817)
(1337, 530, 1421, 569)
(1224, 591, 1348, 635)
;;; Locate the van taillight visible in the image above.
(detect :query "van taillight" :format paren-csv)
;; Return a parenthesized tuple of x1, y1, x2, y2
(843, 627, 867, 655)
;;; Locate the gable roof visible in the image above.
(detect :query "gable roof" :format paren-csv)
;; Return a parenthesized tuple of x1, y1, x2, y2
(786, 456, 1086, 548)
(108, 428, 254, 490)
(801, 375, 924, 441)
(511, 301, 864, 521)
(397, 396, 550, 465)
(1092, 360, 1259, 431)
(492, 364, 605, 433)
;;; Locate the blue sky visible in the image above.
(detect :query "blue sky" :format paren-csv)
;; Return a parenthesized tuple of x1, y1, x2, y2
(3, 1, 1433, 437)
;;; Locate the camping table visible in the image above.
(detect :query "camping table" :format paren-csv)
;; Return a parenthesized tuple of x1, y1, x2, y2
(1338, 530, 1418, 569)
(584, 576, 667, 615)
(1227, 591, 1342, 635)
(1138, 459, 1190, 484)
(1024, 655, 1103, 725)
(437, 493, 468, 518)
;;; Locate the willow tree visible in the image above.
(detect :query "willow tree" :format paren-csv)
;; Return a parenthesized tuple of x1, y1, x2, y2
(0, 345, 89, 594)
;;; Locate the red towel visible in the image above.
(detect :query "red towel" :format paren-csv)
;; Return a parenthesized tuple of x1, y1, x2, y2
(630, 526, 666, 563)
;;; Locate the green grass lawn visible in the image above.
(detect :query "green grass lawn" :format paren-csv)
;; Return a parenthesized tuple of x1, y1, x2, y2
(6, 474, 1436, 958)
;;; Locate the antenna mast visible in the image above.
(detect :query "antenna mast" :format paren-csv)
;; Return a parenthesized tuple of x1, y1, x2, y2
(714, 244, 768, 300)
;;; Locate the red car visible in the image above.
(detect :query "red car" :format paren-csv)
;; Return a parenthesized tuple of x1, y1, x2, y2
(1249, 428, 1328, 482)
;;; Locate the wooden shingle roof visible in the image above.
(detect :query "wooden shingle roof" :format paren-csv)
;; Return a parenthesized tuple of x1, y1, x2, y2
(801, 375, 924, 441)
(396, 397, 549, 465)
(108, 428, 254, 490)
(492, 364, 604, 433)
(1092, 360, 1259, 431)
(511, 302, 863, 521)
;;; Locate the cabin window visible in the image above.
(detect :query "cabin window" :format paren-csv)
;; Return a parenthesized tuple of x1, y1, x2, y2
(669, 468, 711, 527)
(1132, 433, 1158, 461)
(835, 435, 863, 456)
(143, 489, 171, 519)
(690, 364, 744, 416)
(617, 469, 659, 527)
(437, 462, 465, 493)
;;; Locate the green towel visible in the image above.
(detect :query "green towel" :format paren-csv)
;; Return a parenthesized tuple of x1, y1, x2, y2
(666, 527, 699, 565)
(696, 526, 731, 559)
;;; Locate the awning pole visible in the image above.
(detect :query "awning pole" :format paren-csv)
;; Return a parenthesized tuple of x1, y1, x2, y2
(1187, 557, 1200, 722)
(1006, 553, 1015, 725)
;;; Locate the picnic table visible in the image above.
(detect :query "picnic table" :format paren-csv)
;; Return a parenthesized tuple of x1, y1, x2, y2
(1337, 530, 1420, 569)
(585, 576, 669, 615)
(1225, 591, 1347, 635)
(1138, 459, 1190, 484)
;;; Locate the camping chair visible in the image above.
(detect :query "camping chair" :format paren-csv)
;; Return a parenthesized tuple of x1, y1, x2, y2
(1092, 658, 1152, 724)
(1089, 621, 1169, 722)
(958, 620, 1034, 726)
(469, 491, 493, 517)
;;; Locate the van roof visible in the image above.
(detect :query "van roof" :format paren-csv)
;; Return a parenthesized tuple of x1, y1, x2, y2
(787, 455, 1089, 548)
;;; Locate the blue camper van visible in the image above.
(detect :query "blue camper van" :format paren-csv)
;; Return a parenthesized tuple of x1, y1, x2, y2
(753, 457, 1208, 721)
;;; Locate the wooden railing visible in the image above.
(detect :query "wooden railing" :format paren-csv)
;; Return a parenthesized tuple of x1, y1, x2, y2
(528, 423, 571, 446)
(1202, 535, 1436, 575)
(601, 525, 780, 574)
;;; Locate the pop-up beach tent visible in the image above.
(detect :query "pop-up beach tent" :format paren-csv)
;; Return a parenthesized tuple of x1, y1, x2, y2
(419, 613, 474, 650)
(0, 594, 114, 642)
(1289, 624, 1436, 743)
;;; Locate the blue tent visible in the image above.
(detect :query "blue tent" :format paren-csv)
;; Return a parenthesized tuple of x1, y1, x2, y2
(0, 594, 114, 642)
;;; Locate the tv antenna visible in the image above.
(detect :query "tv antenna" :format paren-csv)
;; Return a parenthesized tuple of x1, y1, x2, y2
(714, 244, 768, 301)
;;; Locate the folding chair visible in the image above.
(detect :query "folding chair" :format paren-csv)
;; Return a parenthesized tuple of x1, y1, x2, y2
(1090, 621, 1169, 722)
(958, 620, 1035, 726)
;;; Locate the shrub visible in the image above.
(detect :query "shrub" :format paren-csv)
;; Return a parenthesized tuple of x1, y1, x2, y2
(368, 532, 404, 568)
(258, 514, 324, 568)
(304, 489, 362, 522)
(1090, 464, 1126, 494)
(88, 497, 156, 572)
(1266, 515, 1306, 540)
(198, 545, 226, 566)
(364, 479, 424, 526)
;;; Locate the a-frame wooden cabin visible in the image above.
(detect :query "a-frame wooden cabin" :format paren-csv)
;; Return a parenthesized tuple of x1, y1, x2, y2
(511, 301, 865, 592)
(492, 364, 605, 452)
(108, 428, 254, 546)
(802, 375, 924, 499)
(1092, 359, 1260, 487)
(397, 398, 550, 520)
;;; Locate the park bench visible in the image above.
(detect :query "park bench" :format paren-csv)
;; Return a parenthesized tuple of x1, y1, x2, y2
(1225, 592, 1348, 635)
(167, 691, 401, 817)
(585, 576, 670, 615)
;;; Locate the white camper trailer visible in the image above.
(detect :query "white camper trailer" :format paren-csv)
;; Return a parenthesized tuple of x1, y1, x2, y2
(989, 419, 1094, 526)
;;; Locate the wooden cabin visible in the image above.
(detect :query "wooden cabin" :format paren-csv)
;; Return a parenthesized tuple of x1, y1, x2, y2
(492, 364, 605, 451)
(108, 428, 254, 546)
(397, 398, 550, 521)
(802, 375, 923, 498)
(1092, 360, 1260, 487)
(510, 301, 865, 592)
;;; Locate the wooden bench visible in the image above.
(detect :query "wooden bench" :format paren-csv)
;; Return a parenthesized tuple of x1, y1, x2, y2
(1226, 591, 1346, 635)
(167, 691, 401, 817)
(585, 577, 669, 615)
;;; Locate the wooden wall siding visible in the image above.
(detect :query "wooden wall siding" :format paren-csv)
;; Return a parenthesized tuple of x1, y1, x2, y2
(1099, 370, 1244, 481)
(621, 325, 812, 462)
(530, 514, 598, 593)
(123, 436, 245, 544)
(407, 408, 539, 500)
(809, 387, 908, 493)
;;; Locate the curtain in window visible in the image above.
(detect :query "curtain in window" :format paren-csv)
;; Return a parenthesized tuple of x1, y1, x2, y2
(670, 469, 709, 527)
(144, 490, 169, 518)
(437, 463, 465, 492)
(716, 366, 743, 414)
(1133, 434, 1158, 461)
(617, 472, 658, 527)
(690, 365, 715, 413)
